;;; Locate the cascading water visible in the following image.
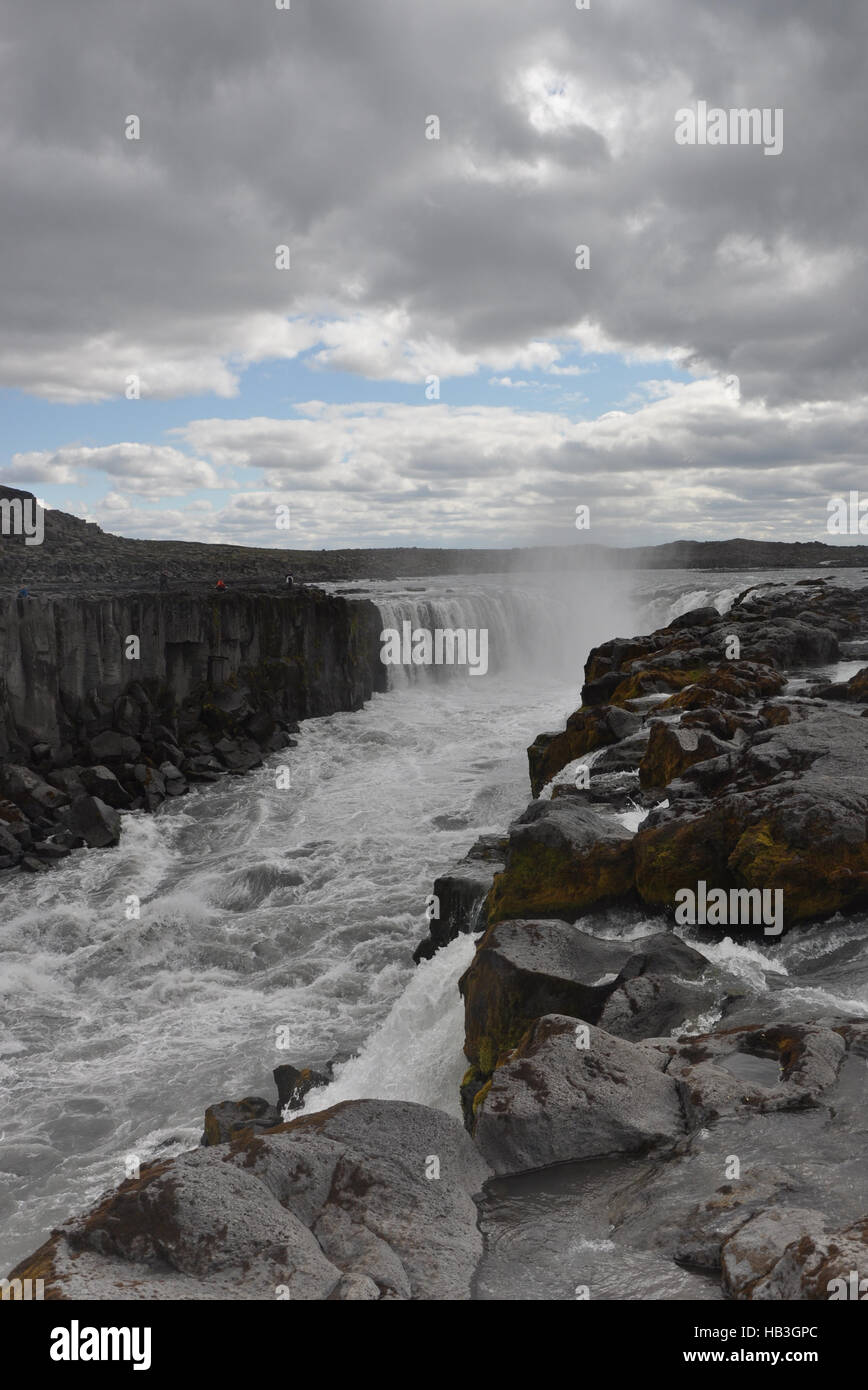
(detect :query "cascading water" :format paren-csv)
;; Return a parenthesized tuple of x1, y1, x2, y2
(2, 566, 866, 1293)
(373, 582, 585, 683)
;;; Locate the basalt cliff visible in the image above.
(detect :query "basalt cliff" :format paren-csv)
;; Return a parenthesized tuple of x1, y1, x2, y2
(0, 579, 385, 872)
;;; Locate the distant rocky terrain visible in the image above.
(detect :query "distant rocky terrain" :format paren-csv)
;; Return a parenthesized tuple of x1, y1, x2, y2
(12, 575, 868, 1301)
(3, 485, 868, 591)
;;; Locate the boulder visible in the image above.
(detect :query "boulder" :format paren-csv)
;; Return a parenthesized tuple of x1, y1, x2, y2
(78, 765, 132, 809)
(639, 721, 735, 789)
(47, 767, 86, 799)
(201, 1096, 282, 1146)
(414, 837, 506, 962)
(183, 754, 223, 782)
(7, 1100, 492, 1300)
(592, 728, 651, 773)
(485, 798, 635, 925)
(599, 973, 715, 1041)
(153, 740, 184, 766)
(814, 664, 868, 702)
(19, 854, 47, 872)
(720, 1207, 828, 1299)
(0, 823, 23, 864)
(159, 761, 188, 797)
(460, 924, 711, 1117)
(527, 705, 643, 798)
(87, 731, 142, 764)
(63, 795, 122, 849)
(33, 840, 71, 861)
(273, 1064, 331, 1113)
(0, 764, 69, 819)
(723, 1213, 868, 1300)
(668, 606, 722, 631)
(460, 919, 632, 1081)
(472, 1015, 684, 1176)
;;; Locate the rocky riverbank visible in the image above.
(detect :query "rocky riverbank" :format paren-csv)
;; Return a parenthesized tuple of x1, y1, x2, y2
(9, 577, 868, 1301)
(459, 580, 868, 1111)
(0, 584, 386, 874)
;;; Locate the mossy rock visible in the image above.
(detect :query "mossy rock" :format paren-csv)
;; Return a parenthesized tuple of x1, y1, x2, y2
(609, 665, 710, 707)
(634, 805, 738, 907)
(729, 817, 868, 920)
(527, 707, 617, 798)
(639, 721, 734, 790)
(485, 838, 635, 924)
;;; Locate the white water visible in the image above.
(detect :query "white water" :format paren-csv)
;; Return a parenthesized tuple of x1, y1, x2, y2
(0, 566, 865, 1273)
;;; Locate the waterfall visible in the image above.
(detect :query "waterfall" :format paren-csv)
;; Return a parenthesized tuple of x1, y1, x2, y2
(372, 575, 639, 688)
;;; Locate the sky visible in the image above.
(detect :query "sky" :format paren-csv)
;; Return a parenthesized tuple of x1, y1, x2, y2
(1, 0, 866, 551)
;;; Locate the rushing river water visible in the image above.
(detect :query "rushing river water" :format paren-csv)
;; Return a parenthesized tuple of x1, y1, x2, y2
(2, 566, 867, 1289)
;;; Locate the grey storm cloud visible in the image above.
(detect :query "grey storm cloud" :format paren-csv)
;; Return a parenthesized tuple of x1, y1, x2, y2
(1, 0, 868, 407)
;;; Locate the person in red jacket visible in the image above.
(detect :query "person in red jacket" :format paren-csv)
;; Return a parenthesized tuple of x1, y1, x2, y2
(215, 579, 226, 591)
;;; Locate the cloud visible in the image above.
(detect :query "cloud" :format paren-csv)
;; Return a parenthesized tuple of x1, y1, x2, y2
(35, 381, 836, 546)
(5, 444, 219, 496)
(1, 0, 867, 408)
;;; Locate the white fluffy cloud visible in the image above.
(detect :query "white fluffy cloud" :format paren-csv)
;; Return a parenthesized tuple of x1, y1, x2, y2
(29, 378, 859, 547)
(5, 444, 219, 497)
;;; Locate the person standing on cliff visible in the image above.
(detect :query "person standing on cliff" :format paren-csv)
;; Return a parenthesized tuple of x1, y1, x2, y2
(216, 578, 226, 592)
(285, 574, 293, 589)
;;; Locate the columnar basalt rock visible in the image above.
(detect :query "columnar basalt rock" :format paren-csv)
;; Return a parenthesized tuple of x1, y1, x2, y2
(0, 584, 387, 873)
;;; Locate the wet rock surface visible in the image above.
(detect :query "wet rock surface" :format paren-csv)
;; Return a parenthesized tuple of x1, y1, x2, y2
(471, 1015, 685, 1177)
(413, 835, 506, 962)
(457, 582, 868, 1299)
(489, 586, 868, 933)
(460, 919, 711, 1089)
(485, 798, 636, 924)
(8, 1100, 491, 1300)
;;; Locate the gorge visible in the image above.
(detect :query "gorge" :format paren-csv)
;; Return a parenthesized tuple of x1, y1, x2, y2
(4, 559, 868, 1301)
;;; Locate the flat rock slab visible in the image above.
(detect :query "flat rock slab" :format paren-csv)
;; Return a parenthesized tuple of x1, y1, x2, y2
(721, 1207, 829, 1298)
